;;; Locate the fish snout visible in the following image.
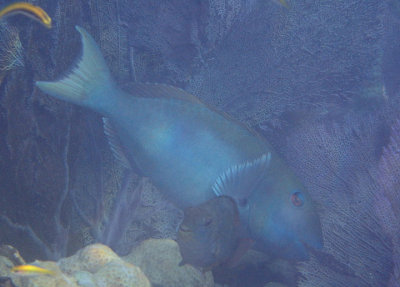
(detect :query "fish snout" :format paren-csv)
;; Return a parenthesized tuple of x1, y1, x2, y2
(299, 217, 323, 251)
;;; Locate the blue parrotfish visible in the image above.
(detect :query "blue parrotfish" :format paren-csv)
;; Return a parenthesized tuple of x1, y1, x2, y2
(177, 196, 240, 270)
(36, 26, 323, 260)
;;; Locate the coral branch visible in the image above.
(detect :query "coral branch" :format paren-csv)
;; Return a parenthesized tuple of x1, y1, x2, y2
(51, 120, 72, 260)
(0, 215, 54, 260)
(102, 171, 142, 249)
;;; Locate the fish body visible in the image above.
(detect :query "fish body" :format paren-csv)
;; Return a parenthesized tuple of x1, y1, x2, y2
(0, 2, 51, 28)
(36, 26, 323, 260)
(177, 196, 240, 270)
(11, 264, 55, 276)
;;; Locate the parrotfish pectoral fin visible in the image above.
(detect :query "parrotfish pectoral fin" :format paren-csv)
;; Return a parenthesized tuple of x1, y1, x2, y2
(102, 117, 144, 174)
(212, 153, 271, 203)
(36, 26, 114, 111)
(103, 117, 131, 170)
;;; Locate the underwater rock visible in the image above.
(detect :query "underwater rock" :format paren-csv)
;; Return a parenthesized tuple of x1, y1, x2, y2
(124, 238, 214, 287)
(0, 277, 16, 287)
(0, 245, 25, 266)
(59, 243, 150, 287)
(92, 260, 149, 287)
(59, 244, 119, 274)
(16, 261, 77, 287)
(0, 256, 13, 278)
(0, 244, 151, 287)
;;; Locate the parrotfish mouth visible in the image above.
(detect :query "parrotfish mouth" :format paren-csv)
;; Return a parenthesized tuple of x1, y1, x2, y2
(273, 236, 323, 261)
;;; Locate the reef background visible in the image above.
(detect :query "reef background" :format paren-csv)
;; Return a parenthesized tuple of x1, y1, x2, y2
(0, 0, 400, 286)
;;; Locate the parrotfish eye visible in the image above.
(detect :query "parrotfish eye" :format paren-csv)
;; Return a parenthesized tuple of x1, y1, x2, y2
(290, 191, 304, 207)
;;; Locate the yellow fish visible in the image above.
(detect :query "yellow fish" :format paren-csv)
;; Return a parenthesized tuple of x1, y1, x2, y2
(11, 264, 55, 276)
(0, 2, 51, 28)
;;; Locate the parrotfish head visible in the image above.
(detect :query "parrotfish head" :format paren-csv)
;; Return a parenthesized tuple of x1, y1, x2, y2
(247, 177, 323, 261)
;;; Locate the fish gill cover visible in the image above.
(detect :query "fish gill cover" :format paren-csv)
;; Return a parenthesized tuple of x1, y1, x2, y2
(0, 0, 399, 286)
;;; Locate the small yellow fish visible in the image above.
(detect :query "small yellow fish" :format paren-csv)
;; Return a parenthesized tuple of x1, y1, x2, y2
(11, 264, 55, 276)
(0, 2, 51, 28)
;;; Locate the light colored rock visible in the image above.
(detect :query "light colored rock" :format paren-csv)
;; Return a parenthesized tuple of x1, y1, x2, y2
(59, 243, 151, 287)
(124, 238, 214, 287)
(16, 261, 78, 287)
(0, 255, 13, 277)
(73, 270, 96, 287)
(2, 244, 150, 287)
(59, 243, 119, 274)
(94, 260, 150, 287)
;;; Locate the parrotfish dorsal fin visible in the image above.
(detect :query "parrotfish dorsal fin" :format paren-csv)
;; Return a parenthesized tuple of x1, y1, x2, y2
(102, 117, 132, 170)
(128, 83, 203, 105)
(212, 153, 271, 204)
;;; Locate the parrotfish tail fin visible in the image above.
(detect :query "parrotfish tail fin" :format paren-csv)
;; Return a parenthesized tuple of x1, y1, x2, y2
(36, 26, 114, 111)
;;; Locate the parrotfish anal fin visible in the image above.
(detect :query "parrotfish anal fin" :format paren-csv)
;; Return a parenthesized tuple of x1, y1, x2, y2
(212, 153, 271, 202)
(103, 117, 133, 170)
(127, 83, 203, 105)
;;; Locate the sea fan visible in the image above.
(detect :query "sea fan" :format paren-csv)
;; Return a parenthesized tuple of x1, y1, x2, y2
(0, 21, 23, 72)
(283, 114, 392, 286)
(375, 119, 400, 287)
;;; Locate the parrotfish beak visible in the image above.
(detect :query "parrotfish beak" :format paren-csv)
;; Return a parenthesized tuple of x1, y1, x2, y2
(253, 201, 324, 261)
(294, 213, 323, 260)
(274, 232, 323, 261)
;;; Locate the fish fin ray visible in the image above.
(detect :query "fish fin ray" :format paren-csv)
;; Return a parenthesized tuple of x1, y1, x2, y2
(212, 153, 271, 201)
(126, 83, 203, 104)
(103, 117, 131, 169)
(36, 26, 113, 109)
